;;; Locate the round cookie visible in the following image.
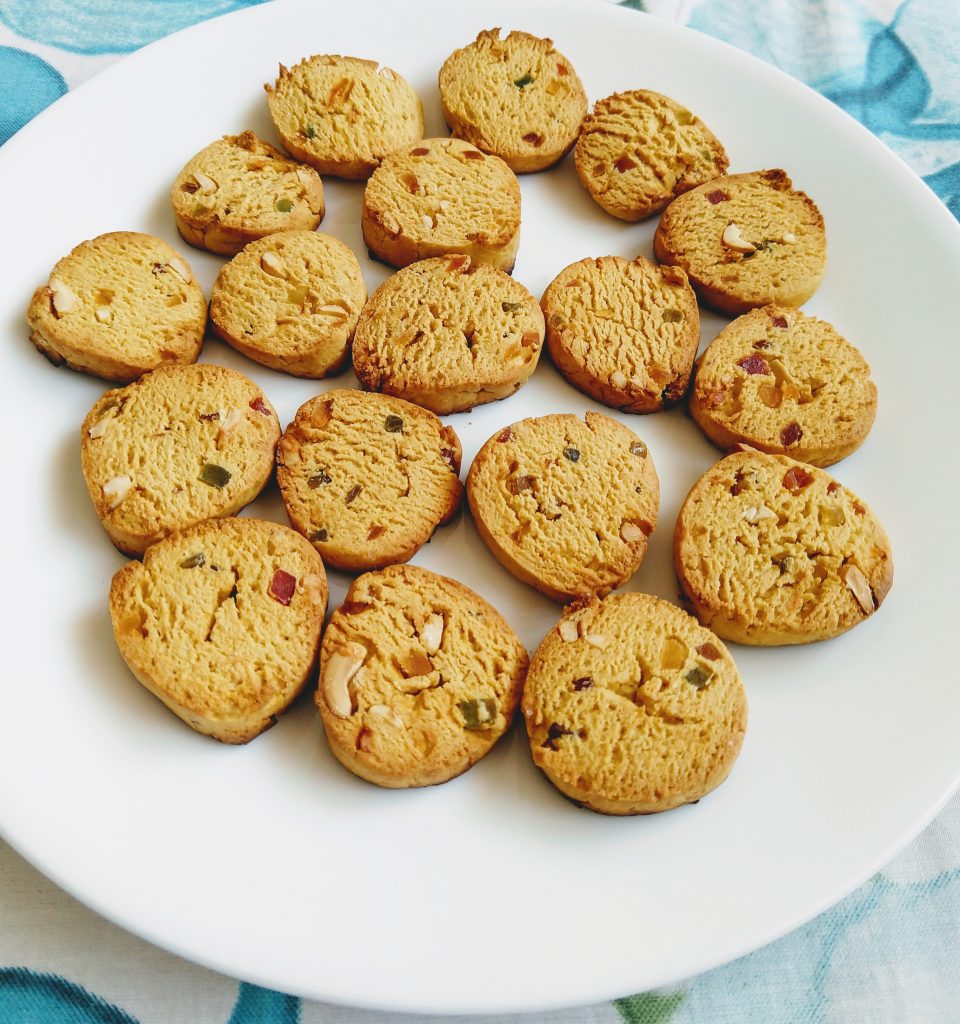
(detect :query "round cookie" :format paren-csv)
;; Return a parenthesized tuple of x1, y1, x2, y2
(690, 306, 877, 466)
(542, 255, 699, 413)
(210, 231, 367, 379)
(674, 450, 893, 646)
(26, 232, 205, 383)
(352, 255, 544, 414)
(438, 28, 587, 173)
(171, 130, 324, 256)
(523, 593, 747, 815)
(110, 517, 327, 743)
(316, 564, 528, 788)
(361, 138, 521, 271)
(466, 412, 660, 603)
(574, 90, 728, 222)
(276, 389, 462, 572)
(654, 169, 827, 315)
(265, 55, 424, 180)
(81, 363, 280, 556)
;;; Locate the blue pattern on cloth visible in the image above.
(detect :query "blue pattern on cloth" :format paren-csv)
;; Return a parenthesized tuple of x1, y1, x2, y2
(0, 46, 65, 143)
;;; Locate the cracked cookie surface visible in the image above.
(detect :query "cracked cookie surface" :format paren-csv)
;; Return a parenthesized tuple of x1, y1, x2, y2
(690, 305, 877, 466)
(171, 130, 324, 256)
(277, 389, 462, 572)
(317, 564, 528, 788)
(81, 363, 280, 556)
(523, 592, 747, 814)
(674, 450, 893, 645)
(542, 255, 699, 413)
(466, 412, 659, 603)
(352, 255, 543, 414)
(110, 517, 326, 743)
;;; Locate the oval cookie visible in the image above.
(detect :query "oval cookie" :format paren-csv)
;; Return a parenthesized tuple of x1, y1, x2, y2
(523, 593, 747, 814)
(690, 306, 877, 466)
(316, 564, 528, 788)
(26, 231, 205, 383)
(110, 517, 327, 743)
(276, 389, 463, 572)
(542, 255, 699, 413)
(674, 450, 893, 645)
(361, 138, 522, 271)
(466, 412, 660, 603)
(352, 255, 544, 414)
(81, 363, 280, 555)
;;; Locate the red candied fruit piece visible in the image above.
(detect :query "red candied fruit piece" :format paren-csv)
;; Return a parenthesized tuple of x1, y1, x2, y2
(268, 569, 297, 606)
(706, 189, 728, 204)
(737, 354, 771, 375)
(780, 422, 803, 446)
(249, 396, 272, 416)
(782, 466, 815, 495)
(497, 428, 513, 443)
(772, 316, 789, 328)
(827, 481, 839, 494)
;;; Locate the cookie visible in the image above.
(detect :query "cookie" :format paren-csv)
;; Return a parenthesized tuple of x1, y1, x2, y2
(352, 255, 544, 414)
(466, 412, 659, 603)
(690, 306, 877, 466)
(574, 90, 728, 222)
(542, 255, 699, 413)
(674, 450, 893, 645)
(316, 564, 528, 788)
(361, 138, 522, 271)
(276, 389, 462, 572)
(209, 231, 367, 379)
(26, 232, 205, 383)
(654, 169, 827, 315)
(81, 364, 280, 556)
(522, 593, 747, 815)
(438, 28, 587, 173)
(110, 517, 327, 743)
(265, 55, 424, 180)
(171, 130, 324, 256)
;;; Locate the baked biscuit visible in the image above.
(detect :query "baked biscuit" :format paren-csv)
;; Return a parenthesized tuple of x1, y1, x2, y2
(316, 564, 528, 788)
(171, 130, 324, 256)
(674, 450, 893, 645)
(654, 169, 826, 315)
(438, 28, 587, 173)
(277, 389, 462, 572)
(81, 364, 280, 556)
(352, 255, 543, 414)
(265, 55, 424, 180)
(210, 231, 366, 379)
(542, 255, 699, 413)
(110, 517, 326, 743)
(467, 412, 659, 603)
(26, 232, 205, 383)
(361, 138, 521, 271)
(690, 306, 877, 466)
(574, 90, 728, 222)
(523, 593, 747, 814)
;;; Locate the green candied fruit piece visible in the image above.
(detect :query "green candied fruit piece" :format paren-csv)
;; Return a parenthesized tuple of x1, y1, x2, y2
(310, 528, 328, 542)
(384, 414, 403, 433)
(501, 301, 522, 312)
(459, 697, 497, 730)
(685, 665, 712, 690)
(662, 308, 683, 323)
(514, 73, 534, 89)
(305, 124, 317, 139)
(199, 463, 232, 488)
(275, 197, 294, 213)
(563, 447, 580, 462)
(179, 552, 205, 569)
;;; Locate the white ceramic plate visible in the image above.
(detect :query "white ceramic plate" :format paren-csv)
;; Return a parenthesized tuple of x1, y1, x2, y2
(2, 0, 959, 1014)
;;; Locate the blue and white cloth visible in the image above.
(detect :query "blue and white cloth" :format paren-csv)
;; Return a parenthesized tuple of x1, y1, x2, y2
(2, 2, 958, 1020)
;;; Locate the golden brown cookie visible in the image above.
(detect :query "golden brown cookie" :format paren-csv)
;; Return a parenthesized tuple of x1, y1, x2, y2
(674, 450, 893, 645)
(523, 593, 747, 814)
(209, 231, 366, 379)
(654, 169, 827, 315)
(276, 389, 462, 572)
(574, 90, 728, 222)
(542, 255, 699, 413)
(316, 564, 528, 788)
(352, 254, 544, 414)
(265, 55, 424, 180)
(110, 517, 326, 743)
(170, 130, 324, 256)
(81, 364, 280, 556)
(690, 306, 877, 466)
(26, 232, 205, 383)
(361, 138, 522, 271)
(438, 28, 587, 173)
(466, 412, 659, 603)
